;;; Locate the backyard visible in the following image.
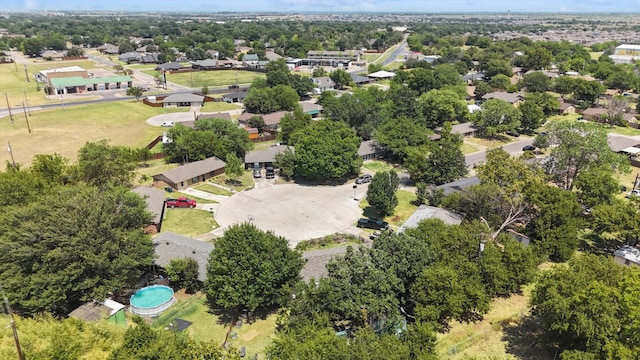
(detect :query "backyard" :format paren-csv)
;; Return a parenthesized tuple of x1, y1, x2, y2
(152, 292, 277, 359)
(359, 189, 418, 228)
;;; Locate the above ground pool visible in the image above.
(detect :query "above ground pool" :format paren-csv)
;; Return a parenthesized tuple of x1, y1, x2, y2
(129, 285, 176, 316)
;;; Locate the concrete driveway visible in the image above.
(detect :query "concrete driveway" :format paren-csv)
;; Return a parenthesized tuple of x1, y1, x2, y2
(213, 183, 367, 247)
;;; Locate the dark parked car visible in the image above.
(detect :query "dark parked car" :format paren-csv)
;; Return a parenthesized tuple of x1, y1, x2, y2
(357, 218, 389, 230)
(506, 130, 520, 137)
(265, 166, 275, 179)
(355, 174, 372, 184)
(522, 145, 536, 151)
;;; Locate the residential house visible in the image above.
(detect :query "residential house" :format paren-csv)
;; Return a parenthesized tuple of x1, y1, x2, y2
(608, 135, 640, 153)
(41, 50, 65, 60)
(312, 76, 335, 93)
(614, 245, 640, 267)
(467, 104, 482, 114)
(265, 51, 282, 61)
(152, 156, 226, 190)
(299, 101, 323, 118)
(191, 59, 218, 70)
(350, 73, 373, 86)
(435, 122, 478, 138)
(238, 111, 287, 131)
(181, 112, 233, 129)
(307, 50, 362, 63)
(118, 51, 141, 63)
(581, 107, 607, 122)
(156, 62, 185, 72)
(434, 176, 480, 196)
(558, 102, 576, 115)
(481, 91, 523, 106)
(463, 72, 485, 83)
(132, 186, 166, 234)
(358, 140, 382, 161)
(97, 43, 119, 54)
(244, 145, 293, 169)
(152, 232, 214, 282)
(139, 53, 160, 64)
(398, 205, 463, 232)
(223, 90, 249, 103)
(206, 50, 219, 59)
(162, 93, 204, 107)
(69, 299, 127, 325)
(242, 53, 260, 68)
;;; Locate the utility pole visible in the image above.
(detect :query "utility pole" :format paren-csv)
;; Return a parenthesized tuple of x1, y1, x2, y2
(23, 64, 29, 83)
(22, 89, 30, 116)
(60, 92, 65, 112)
(1, 283, 24, 360)
(7, 142, 16, 168)
(5, 93, 14, 124)
(22, 103, 31, 133)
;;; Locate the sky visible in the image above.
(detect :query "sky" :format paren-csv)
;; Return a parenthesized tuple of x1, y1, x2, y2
(1, 0, 640, 13)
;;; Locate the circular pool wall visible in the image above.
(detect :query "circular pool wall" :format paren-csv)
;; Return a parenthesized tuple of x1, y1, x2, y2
(129, 285, 176, 316)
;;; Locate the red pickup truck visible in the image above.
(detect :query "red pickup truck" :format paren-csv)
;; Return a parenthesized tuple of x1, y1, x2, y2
(165, 197, 196, 208)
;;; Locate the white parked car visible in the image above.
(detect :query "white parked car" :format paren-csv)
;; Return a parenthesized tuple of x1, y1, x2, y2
(161, 121, 174, 127)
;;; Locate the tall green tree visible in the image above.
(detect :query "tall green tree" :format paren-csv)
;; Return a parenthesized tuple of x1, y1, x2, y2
(544, 121, 628, 190)
(406, 122, 467, 186)
(473, 98, 522, 137)
(329, 68, 352, 89)
(205, 223, 304, 314)
(521, 71, 552, 93)
(374, 117, 430, 162)
(0, 185, 153, 316)
(278, 106, 311, 145)
(416, 89, 469, 128)
(166, 258, 200, 293)
(76, 140, 137, 187)
(518, 100, 545, 133)
(366, 170, 400, 217)
(292, 120, 362, 181)
(224, 153, 244, 183)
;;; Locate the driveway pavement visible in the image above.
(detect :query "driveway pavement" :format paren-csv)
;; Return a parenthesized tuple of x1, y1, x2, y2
(213, 183, 367, 247)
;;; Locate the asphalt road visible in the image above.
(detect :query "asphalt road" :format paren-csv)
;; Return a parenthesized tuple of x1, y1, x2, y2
(382, 34, 409, 66)
(465, 137, 535, 167)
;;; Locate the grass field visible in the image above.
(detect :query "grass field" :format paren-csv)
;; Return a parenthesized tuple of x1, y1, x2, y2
(208, 170, 256, 192)
(461, 143, 480, 155)
(362, 160, 395, 173)
(144, 70, 266, 88)
(194, 182, 234, 196)
(359, 189, 418, 227)
(466, 135, 517, 149)
(0, 101, 186, 166)
(153, 292, 276, 358)
(161, 208, 218, 237)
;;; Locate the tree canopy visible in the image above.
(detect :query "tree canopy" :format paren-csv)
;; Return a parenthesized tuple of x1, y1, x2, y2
(205, 223, 304, 314)
(473, 98, 522, 137)
(292, 120, 362, 181)
(366, 170, 400, 217)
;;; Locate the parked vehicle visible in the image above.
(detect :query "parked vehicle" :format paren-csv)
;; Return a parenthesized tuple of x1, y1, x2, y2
(161, 121, 174, 127)
(357, 218, 389, 230)
(522, 145, 536, 151)
(355, 174, 372, 184)
(626, 189, 640, 198)
(228, 84, 239, 89)
(166, 197, 196, 208)
(265, 166, 275, 179)
(506, 130, 520, 137)
(253, 167, 262, 178)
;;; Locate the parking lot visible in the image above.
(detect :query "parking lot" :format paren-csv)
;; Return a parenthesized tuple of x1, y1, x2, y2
(213, 182, 367, 247)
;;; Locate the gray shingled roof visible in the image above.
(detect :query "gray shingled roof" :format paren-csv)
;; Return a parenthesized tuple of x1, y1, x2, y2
(163, 93, 205, 104)
(399, 205, 463, 232)
(358, 140, 379, 156)
(434, 176, 480, 196)
(152, 232, 214, 282)
(245, 145, 293, 164)
(132, 186, 166, 225)
(153, 157, 225, 184)
(481, 91, 522, 103)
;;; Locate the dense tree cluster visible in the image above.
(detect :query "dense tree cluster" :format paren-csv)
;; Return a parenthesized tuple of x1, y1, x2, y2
(164, 117, 253, 163)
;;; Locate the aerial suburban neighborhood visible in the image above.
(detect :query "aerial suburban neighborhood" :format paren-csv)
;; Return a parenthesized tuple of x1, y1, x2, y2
(1, 5, 640, 359)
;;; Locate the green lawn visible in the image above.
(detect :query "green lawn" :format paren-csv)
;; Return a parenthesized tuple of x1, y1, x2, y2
(362, 160, 395, 173)
(607, 125, 640, 136)
(0, 101, 188, 166)
(208, 170, 255, 192)
(194, 182, 234, 196)
(153, 293, 277, 358)
(461, 143, 480, 155)
(359, 190, 418, 228)
(201, 101, 243, 112)
(466, 135, 516, 148)
(161, 208, 218, 237)
(295, 233, 364, 251)
(144, 69, 266, 88)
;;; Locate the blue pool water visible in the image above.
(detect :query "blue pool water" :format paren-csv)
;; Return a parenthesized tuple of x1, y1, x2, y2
(130, 285, 174, 309)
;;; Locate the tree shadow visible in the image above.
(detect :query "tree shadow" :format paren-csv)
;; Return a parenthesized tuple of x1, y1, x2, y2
(502, 314, 557, 359)
(205, 299, 280, 326)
